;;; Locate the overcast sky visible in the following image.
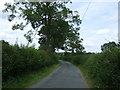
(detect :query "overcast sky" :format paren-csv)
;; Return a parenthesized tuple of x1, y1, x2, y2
(0, 0, 119, 52)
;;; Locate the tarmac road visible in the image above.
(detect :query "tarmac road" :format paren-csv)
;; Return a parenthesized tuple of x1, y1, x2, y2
(30, 60, 88, 88)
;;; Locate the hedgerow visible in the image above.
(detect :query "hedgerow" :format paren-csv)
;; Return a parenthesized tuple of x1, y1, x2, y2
(2, 40, 58, 82)
(85, 48, 120, 88)
(62, 49, 120, 88)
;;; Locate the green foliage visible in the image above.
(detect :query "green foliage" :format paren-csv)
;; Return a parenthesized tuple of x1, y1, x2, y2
(3, 1, 83, 53)
(85, 49, 120, 88)
(62, 53, 89, 65)
(2, 40, 58, 83)
(3, 64, 60, 88)
(101, 41, 119, 52)
(62, 48, 120, 88)
(64, 32, 85, 53)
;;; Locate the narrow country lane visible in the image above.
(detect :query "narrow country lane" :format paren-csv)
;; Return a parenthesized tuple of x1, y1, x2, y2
(30, 60, 88, 88)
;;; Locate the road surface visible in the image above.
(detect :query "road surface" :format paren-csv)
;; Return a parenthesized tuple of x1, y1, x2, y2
(30, 60, 88, 88)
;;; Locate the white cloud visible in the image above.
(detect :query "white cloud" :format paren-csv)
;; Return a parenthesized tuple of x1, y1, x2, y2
(83, 40, 96, 46)
(96, 29, 110, 34)
(0, 32, 6, 39)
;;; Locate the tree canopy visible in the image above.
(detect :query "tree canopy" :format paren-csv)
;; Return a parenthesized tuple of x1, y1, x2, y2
(101, 41, 120, 52)
(3, 1, 84, 53)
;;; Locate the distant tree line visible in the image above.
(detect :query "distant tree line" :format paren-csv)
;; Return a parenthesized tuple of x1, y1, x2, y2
(101, 41, 120, 52)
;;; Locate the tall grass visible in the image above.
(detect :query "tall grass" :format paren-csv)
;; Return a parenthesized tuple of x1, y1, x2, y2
(3, 64, 60, 88)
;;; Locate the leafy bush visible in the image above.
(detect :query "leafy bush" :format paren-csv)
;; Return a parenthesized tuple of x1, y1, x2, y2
(85, 48, 120, 88)
(62, 49, 120, 88)
(62, 53, 90, 65)
(2, 40, 58, 82)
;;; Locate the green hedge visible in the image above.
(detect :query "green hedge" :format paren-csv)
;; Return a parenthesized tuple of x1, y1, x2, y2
(2, 40, 58, 82)
(85, 49, 120, 88)
(62, 49, 120, 88)
(62, 53, 90, 65)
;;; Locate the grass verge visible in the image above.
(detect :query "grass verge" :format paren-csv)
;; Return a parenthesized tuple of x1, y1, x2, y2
(77, 65, 94, 88)
(3, 64, 60, 88)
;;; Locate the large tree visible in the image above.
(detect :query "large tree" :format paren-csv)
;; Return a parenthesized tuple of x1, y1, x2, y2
(3, 1, 83, 52)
